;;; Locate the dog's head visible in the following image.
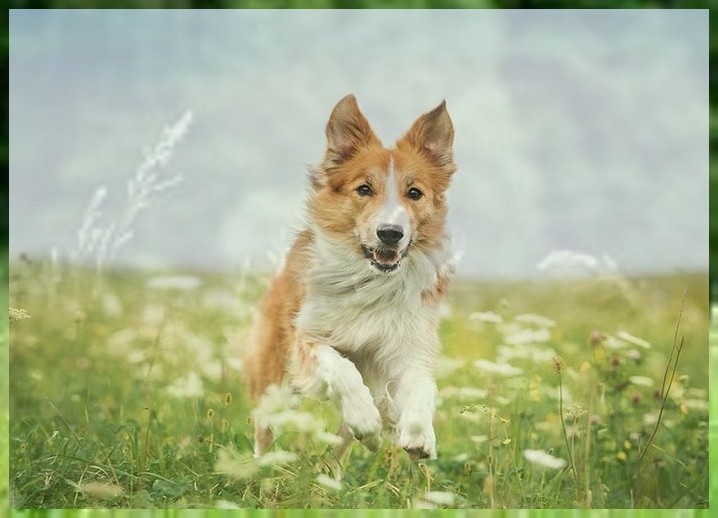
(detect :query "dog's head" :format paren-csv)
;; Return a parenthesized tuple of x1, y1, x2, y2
(309, 94, 456, 273)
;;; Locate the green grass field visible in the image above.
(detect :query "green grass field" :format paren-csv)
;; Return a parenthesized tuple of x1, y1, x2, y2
(8, 259, 709, 508)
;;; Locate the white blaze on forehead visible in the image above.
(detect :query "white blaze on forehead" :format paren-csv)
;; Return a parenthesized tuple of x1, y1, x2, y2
(378, 156, 410, 230)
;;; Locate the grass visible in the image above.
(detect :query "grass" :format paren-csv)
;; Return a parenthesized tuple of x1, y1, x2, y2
(2, 255, 9, 512)
(8, 258, 709, 508)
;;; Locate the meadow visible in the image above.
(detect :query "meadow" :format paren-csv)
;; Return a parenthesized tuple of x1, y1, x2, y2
(8, 258, 709, 509)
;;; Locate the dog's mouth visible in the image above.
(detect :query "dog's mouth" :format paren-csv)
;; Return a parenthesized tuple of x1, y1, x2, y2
(361, 244, 410, 273)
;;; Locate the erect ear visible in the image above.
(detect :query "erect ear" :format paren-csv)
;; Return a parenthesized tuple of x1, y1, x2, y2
(397, 100, 455, 173)
(325, 94, 382, 163)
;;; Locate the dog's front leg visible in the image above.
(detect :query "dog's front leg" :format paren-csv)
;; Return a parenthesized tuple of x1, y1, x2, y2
(393, 367, 438, 459)
(293, 340, 382, 450)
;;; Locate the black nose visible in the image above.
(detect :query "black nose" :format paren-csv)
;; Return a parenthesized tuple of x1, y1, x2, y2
(376, 225, 404, 246)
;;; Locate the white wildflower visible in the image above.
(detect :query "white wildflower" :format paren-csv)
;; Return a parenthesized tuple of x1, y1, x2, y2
(682, 399, 708, 412)
(9, 307, 31, 323)
(126, 350, 146, 364)
(523, 449, 567, 469)
(252, 384, 300, 420)
(503, 327, 551, 345)
(566, 403, 587, 420)
(497, 344, 557, 364)
(215, 448, 296, 481)
(315, 474, 343, 491)
(215, 448, 258, 480)
(602, 334, 627, 350)
(264, 410, 323, 435)
(458, 409, 482, 423)
(625, 349, 642, 361)
(201, 360, 224, 383)
(514, 313, 556, 328)
(166, 372, 204, 398)
(78, 481, 124, 500)
(215, 500, 240, 508)
(101, 293, 123, 317)
(629, 376, 654, 387)
(256, 450, 297, 468)
(315, 431, 344, 446)
(413, 499, 436, 509)
(107, 329, 137, 352)
(439, 386, 488, 401)
(436, 357, 465, 378)
(468, 311, 503, 324)
(141, 303, 166, 326)
(617, 331, 651, 349)
(202, 289, 242, 312)
(687, 388, 707, 399)
(251, 385, 327, 437)
(147, 275, 201, 291)
(474, 359, 523, 376)
(226, 356, 244, 373)
(643, 412, 674, 428)
(643, 412, 659, 426)
(419, 491, 457, 507)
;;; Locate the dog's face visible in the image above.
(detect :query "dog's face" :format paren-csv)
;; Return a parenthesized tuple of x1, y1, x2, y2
(309, 95, 456, 273)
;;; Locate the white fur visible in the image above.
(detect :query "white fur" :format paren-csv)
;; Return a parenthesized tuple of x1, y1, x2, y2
(373, 158, 411, 248)
(292, 228, 450, 458)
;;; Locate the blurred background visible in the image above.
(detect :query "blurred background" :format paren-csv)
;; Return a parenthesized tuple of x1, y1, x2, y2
(8, 9, 708, 280)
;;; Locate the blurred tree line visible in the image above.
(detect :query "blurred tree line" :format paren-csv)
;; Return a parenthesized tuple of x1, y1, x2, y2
(4, 3, 714, 289)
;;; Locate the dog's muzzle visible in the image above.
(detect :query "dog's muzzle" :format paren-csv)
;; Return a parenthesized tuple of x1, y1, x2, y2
(361, 243, 409, 273)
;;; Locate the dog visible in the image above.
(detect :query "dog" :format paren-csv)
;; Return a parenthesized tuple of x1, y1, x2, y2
(243, 94, 457, 464)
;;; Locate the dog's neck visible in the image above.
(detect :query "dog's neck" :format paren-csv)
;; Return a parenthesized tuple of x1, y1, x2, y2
(305, 227, 448, 307)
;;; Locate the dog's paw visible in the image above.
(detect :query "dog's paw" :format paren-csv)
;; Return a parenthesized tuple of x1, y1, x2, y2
(397, 419, 436, 460)
(342, 395, 382, 450)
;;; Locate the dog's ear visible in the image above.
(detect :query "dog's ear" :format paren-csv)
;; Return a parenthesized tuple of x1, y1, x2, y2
(325, 94, 382, 164)
(397, 100, 455, 175)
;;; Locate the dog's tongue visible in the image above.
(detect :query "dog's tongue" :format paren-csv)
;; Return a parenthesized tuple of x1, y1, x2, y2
(374, 249, 399, 266)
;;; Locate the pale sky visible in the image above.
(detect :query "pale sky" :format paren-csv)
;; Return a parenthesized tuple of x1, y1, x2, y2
(9, 10, 708, 278)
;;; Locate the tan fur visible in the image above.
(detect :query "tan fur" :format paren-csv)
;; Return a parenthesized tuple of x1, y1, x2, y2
(243, 94, 456, 459)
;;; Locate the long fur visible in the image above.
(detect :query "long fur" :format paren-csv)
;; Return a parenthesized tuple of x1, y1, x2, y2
(243, 94, 457, 462)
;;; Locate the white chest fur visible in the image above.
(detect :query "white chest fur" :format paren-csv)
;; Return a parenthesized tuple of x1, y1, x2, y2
(295, 235, 445, 374)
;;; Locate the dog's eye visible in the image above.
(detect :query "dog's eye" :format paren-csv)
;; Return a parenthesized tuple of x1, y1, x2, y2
(356, 184, 373, 196)
(407, 187, 424, 200)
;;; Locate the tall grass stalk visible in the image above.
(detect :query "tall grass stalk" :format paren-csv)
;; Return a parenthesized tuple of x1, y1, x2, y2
(554, 356, 580, 502)
(485, 408, 495, 508)
(583, 383, 596, 507)
(634, 287, 687, 502)
(75, 110, 193, 284)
